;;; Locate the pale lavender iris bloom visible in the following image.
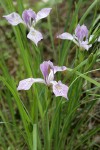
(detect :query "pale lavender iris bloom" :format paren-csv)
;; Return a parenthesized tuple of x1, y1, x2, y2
(3, 8, 52, 45)
(17, 60, 68, 99)
(57, 24, 92, 51)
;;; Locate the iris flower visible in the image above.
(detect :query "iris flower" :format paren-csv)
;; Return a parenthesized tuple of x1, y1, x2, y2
(3, 8, 52, 45)
(17, 61, 69, 99)
(57, 24, 92, 51)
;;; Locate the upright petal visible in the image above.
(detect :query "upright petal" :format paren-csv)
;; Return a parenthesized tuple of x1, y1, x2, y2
(36, 8, 52, 22)
(75, 24, 81, 38)
(22, 9, 36, 25)
(75, 24, 88, 41)
(27, 28, 43, 45)
(40, 61, 50, 80)
(79, 41, 92, 51)
(17, 78, 45, 90)
(52, 81, 69, 99)
(46, 69, 54, 85)
(57, 32, 73, 40)
(81, 24, 88, 38)
(3, 12, 23, 26)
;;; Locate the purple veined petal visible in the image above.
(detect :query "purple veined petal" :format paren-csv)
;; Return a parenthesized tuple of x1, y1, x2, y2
(40, 61, 50, 80)
(36, 8, 52, 23)
(22, 9, 36, 25)
(3, 12, 23, 26)
(75, 24, 88, 41)
(75, 24, 80, 38)
(52, 81, 69, 99)
(27, 28, 43, 46)
(17, 78, 45, 91)
(47, 60, 54, 67)
(57, 32, 73, 40)
(17, 78, 34, 90)
(81, 25, 88, 38)
(53, 66, 67, 74)
(47, 60, 54, 69)
(79, 41, 92, 51)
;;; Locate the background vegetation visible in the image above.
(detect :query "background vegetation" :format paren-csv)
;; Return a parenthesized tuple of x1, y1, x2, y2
(0, 0, 100, 149)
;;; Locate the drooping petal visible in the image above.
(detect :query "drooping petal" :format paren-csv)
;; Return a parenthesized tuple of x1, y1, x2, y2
(17, 78, 34, 90)
(36, 8, 52, 22)
(22, 9, 36, 25)
(27, 28, 43, 45)
(17, 78, 45, 90)
(40, 61, 50, 80)
(75, 24, 88, 41)
(57, 32, 73, 40)
(52, 81, 69, 99)
(79, 41, 92, 51)
(3, 12, 23, 26)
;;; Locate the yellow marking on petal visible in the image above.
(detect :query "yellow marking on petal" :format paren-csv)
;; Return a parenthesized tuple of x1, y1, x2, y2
(31, 31, 36, 36)
(56, 84, 62, 90)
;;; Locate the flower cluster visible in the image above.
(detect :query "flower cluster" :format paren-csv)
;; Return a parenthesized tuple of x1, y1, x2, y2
(4, 8, 100, 50)
(3, 7, 100, 100)
(3, 8, 52, 45)
(17, 61, 69, 99)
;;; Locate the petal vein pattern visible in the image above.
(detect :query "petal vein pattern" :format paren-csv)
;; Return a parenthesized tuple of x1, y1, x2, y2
(36, 8, 52, 23)
(17, 78, 45, 90)
(27, 28, 43, 45)
(52, 81, 69, 99)
(3, 12, 23, 26)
